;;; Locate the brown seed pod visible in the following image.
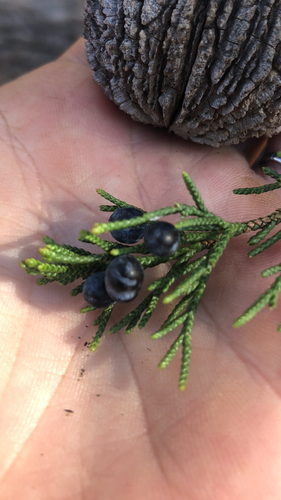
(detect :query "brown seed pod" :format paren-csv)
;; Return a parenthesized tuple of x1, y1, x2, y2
(83, 0, 281, 147)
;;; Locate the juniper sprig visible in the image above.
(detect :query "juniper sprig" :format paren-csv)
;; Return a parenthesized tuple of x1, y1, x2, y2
(20, 164, 281, 390)
(233, 166, 281, 195)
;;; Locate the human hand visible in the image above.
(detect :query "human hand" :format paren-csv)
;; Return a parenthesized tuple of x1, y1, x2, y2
(0, 39, 281, 499)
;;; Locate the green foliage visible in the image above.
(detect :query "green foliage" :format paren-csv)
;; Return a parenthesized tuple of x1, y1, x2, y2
(232, 166, 281, 331)
(20, 167, 281, 390)
(248, 229, 281, 257)
(247, 221, 276, 246)
(233, 275, 281, 328)
(233, 166, 281, 195)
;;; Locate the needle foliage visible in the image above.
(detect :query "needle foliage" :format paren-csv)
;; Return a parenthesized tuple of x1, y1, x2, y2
(21, 165, 281, 390)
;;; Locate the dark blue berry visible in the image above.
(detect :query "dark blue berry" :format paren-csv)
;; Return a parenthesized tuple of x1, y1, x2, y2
(105, 255, 144, 303)
(109, 207, 146, 244)
(144, 221, 180, 257)
(83, 271, 115, 308)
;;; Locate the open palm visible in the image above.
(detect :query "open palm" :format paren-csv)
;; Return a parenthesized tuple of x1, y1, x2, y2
(1, 40, 281, 500)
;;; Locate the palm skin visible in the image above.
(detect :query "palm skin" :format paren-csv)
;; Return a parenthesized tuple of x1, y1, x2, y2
(1, 39, 281, 500)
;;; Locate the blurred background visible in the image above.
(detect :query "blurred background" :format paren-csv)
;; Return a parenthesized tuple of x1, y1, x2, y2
(0, 0, 84, 85)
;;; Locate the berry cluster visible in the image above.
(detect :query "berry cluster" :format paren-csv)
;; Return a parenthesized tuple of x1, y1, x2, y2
(83, 207, 180, 308)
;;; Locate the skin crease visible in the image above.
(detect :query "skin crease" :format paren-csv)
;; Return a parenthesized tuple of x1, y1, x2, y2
(0, 38, 281, 500)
